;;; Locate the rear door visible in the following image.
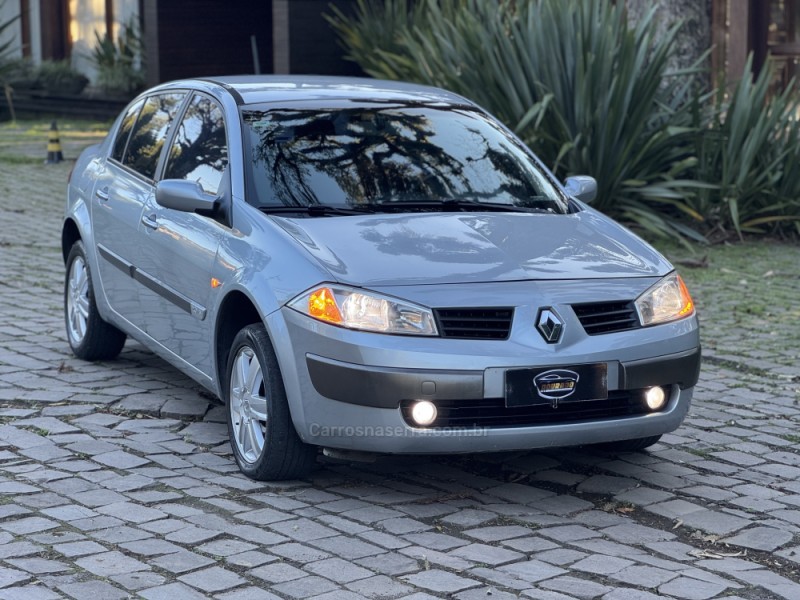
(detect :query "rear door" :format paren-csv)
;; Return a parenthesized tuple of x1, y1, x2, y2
(92, 92, 187, 328)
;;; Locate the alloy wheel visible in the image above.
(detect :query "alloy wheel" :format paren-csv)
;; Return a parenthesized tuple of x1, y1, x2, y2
(66, 256, 90, 345)
(229, 345, 269, 464)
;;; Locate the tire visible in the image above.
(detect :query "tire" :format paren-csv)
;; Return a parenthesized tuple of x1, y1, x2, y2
(596, 435, 662, 452)
(225, 323, 317, 481)
(64, 241, 126, 361)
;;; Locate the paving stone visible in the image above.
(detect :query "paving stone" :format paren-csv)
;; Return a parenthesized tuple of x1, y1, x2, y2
(269, 518, 340, 542)
(75, 550, 150, 576)
(455, 587, 518, 600)
(305, 557, 375, 583)
(271, 575, 340, 599)
(149, 550, 215, 574)
(310, 536, 387, 560)
(722, 525, 794, 551)
(539, 575, 613, 599)
(461, 525, 533, 543)
(0, 517, 59, 535)
(52, 540, 107, 557)
(111, 571, 168, 591)
(402, 569, 480, 593)
(600, 589, 663, 600)
(484, 483, 555, 504)
(120, 538, 183, 556)
(401, 531, 470, 551)
(215, 588, 282, 600)
(249, 562, 307, 584)
(178, 565, 247, 592)
(0, 542, 43, 559)
(658, 576, 729, 599)
(498, 560, 566, 583)
(601, 523, 676, 544)
(0, 584, 63, 600)
(0, 567, 30, 588)
(449, 542, 524, 565)
(576, 475, 639, 495)
(355, 552, 420, 576)
(92, 450, 150, 469)
(196, 538, 257, 557)
(609, 565, 677, 588)
(58, 580, 129, 600)
(225, 551, 277, 569)
(675, 509, 752, 536)
(346, 575, 414, 599)
(535, 548, 588, 566)
(139, 581, 208, 600)
(5, 557, 71, 574)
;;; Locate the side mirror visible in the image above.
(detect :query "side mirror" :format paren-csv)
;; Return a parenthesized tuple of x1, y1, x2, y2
(155, 179, 217, 214)
(564, 176, 597, 204)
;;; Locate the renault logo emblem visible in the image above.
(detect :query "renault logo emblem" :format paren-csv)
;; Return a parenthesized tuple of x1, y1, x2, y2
(537, 308, 564, 343)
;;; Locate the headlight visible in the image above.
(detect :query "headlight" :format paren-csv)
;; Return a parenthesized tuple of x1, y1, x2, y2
(288, 284, 438, 336)
(635, 273, 694, 327)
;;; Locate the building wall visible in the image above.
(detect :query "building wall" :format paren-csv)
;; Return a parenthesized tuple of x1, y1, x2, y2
(145, 0, 272, 84)
(285, 0, 362, 76)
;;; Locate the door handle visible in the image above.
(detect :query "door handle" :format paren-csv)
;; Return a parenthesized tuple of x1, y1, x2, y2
(141, 213, 159, 230)
(95, 186, 109, 201)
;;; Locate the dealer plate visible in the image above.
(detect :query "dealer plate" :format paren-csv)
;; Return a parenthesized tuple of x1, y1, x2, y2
(505, 363, 608, 408)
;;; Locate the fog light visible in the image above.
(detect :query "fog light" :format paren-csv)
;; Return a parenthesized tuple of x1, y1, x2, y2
(645, 386, 666, 411)
(410, 401, 437, 426)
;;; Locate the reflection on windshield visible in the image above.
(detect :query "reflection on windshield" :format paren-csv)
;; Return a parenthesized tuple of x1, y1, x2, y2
(243, 105, 565, 213)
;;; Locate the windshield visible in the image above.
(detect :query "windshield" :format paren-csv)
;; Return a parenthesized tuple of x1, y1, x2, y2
(242, 103, 567, 214)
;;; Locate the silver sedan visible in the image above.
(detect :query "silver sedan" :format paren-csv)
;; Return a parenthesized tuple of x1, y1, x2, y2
(63, 76, 700, 480)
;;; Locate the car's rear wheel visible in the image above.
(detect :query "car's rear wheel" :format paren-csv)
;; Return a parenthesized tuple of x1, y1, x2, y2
(64, 241, 126, 361)
(225, 323, 317, 481)
(596, 434, 662, 452)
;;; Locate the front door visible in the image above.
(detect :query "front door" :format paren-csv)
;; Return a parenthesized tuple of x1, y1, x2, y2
(136, 93, 229, 377)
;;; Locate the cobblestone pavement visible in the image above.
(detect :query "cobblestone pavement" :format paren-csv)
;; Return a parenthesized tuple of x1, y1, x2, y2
(1, 160, 800, 600)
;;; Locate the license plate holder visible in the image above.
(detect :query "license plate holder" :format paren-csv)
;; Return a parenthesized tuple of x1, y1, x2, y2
(505, 363, 608, 408)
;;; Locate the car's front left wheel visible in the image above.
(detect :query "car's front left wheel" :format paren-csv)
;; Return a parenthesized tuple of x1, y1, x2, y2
(64, 241, 126, 361)
(225, 323, 317, 481)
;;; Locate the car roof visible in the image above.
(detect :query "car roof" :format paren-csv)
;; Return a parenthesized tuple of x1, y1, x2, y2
(188, 75, 474, 107)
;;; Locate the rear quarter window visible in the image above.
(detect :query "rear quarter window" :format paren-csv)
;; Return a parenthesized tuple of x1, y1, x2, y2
(110, 99, 143, 162)
(121, 92, 186, 180)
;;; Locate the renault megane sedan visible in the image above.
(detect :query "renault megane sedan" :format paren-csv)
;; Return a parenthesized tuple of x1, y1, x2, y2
(63, 76, 700, 480)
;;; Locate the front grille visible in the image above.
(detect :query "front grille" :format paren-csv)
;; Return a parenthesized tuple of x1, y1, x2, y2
(434, 307, 513, 340)
(573, 300, 640, 335)
(401, 390, 648, 429)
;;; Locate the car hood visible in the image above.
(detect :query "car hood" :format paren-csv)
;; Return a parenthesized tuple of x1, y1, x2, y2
(270, 210, 672, 287)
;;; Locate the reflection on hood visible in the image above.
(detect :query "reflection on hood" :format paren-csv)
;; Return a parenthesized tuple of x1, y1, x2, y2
(269, 210, 672, 286)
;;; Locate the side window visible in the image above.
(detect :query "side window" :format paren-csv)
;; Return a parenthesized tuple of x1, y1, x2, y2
(110, 99, 143, 162)
(122, 92, 186, 180)
(163, 94, 228, 196)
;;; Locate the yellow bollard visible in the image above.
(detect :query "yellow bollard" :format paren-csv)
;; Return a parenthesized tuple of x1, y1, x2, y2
(46, 121, 64, 164)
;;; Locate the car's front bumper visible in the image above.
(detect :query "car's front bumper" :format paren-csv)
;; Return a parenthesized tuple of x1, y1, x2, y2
(271, 278, 700, 454)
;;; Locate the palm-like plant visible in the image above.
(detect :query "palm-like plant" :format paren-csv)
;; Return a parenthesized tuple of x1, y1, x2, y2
(694, 56, 800, 238)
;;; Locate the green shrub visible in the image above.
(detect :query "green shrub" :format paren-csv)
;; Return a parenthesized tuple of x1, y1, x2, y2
(89, 17, 145, 95)
(694, 57, 800, 239)
(36, 60, 89, 95)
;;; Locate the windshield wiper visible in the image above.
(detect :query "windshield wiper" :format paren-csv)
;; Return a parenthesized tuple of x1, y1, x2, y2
(369, 199, 552, 213)
(258, 205, 374, 217)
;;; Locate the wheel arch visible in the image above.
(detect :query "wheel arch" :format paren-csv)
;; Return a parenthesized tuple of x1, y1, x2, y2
(61, 218, 81, 264)
(214, 289, 263, 395)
